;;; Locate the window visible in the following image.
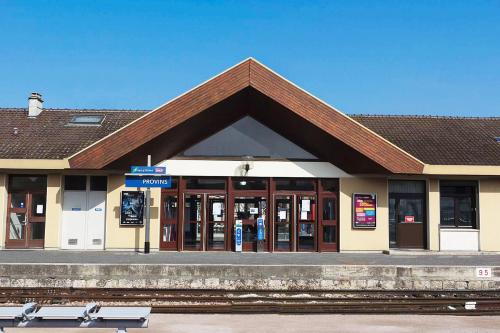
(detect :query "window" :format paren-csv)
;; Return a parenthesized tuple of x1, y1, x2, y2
(64, 176, 86, 191)
(185, 178, 225, 190)
(440, 181, 477, 228)
(233, 178, 267, 191)
(90, 176, 107, 191)
(69, 115, 104, 125)
(275, 179, 315, 191)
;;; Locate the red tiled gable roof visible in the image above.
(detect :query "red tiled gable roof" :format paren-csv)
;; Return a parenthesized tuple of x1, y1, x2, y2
(352, 115, 500, 166)
(0, 108, 147, 159)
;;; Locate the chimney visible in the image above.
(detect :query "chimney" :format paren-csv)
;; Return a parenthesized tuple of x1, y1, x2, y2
(28, 92, 43, 117)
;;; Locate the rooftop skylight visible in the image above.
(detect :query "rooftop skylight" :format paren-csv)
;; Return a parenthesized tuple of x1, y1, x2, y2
(69, 115, 105, 125)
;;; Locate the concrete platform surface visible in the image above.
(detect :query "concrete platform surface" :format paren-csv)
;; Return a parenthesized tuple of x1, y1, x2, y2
(2, 250, 500, 266)
(6, 314, 500, 333)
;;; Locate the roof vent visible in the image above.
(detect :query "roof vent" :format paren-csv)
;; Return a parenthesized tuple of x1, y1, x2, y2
(28, 92, 43, 118)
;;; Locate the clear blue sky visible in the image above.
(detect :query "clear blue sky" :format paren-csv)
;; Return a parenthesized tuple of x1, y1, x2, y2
(1, 0, 499, 116)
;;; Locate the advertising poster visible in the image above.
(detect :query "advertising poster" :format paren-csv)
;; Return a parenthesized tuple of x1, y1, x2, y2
(120, 191, 145, 226)
(352, 193, 377, 228)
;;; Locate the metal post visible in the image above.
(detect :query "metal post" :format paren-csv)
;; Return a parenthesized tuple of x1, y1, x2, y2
(144, 155, 151, 254)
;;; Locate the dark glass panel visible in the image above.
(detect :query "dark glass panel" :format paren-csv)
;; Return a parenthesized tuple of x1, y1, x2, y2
(31, 193, 46, 217)
(185, 178, 225, 190)
(64, 176, 86, 191)
(162, 224, 177, 242)
(275, 179, 315, 191)
(208, 195, 225, 222)
(298, 223, 314, 250)
(163, 196, 178, 220)
(323, 225, 336, 243)
(30, 223, 45, 240)
(322, 198, 335, 220)
(274, 223, 290, 250)
(234, 197, 266, 220)
(243, 224, 256, 242)
(10, 193, 26, 209)
(233, 178, 267, 191)
(207, 222, 225, 250)
(320, 179, 338, 192)
(183, 221, 201, 249)
(9, 175, 47, 191)
(90, 176, 107, 191)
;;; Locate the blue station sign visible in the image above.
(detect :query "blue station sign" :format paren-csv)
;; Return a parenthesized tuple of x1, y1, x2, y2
(130, 166, 166, 175)
(125, 175, 172, 188)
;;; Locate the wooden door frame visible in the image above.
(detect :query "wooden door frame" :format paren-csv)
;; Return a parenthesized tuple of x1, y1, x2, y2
(390, 190, 427, 249)
(229, 177, 269, 252)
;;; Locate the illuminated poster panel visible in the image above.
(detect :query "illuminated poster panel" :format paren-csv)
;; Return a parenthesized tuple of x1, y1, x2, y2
(352, 193, 377, 228)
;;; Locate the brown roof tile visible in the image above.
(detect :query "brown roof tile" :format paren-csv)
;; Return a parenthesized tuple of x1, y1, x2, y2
(352, 115, 500, 166)
(0, 108, 146, 159)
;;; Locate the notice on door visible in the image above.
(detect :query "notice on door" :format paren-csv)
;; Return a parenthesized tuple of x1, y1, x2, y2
(352, 193, 377, 228)
(120, 191, 145, 226)
(404, 216, 415, 223)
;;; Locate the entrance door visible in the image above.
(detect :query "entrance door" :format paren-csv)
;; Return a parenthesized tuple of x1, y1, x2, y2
(5, 176, 47, 249)
(160, 194, 178, 250)
(61, 176, 107, 250)
(183, 193, 226, 251)
(319, 194, 337, 251)
(273, 194, 317, 251)
(389, 181, 426, 249)
(234, 196, 267, 251)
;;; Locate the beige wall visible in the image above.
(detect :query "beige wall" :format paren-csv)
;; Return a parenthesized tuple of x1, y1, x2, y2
(105, 175, 161, 250)
(427, 179, 440, 251)
(479, 178, 500, 251)
(44, 174, 62, 249)
(339, 177, 388, 251)
(0, 174, 6, 249)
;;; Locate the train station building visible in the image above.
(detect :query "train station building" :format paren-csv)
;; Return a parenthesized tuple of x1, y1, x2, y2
(0, 58, 499, 253)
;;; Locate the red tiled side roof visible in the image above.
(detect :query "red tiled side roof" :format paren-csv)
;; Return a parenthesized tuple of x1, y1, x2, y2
(0, 107, 498, 166)
(0, 108, 147, 159)
(352, 115, 500, 166)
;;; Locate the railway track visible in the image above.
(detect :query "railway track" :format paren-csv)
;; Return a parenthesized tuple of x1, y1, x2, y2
(1, 288, 500, 315)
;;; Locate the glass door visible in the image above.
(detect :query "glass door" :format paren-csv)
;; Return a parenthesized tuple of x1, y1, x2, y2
(234, 196, 267, 251)
(297, 195, 316, 251)
(183, 194, 203, 250)
(6, 191, 46, 248)
(206, 195, 226, 250)
(274, 195, 293, 251)
(160, 194, 178, 250)
(319, 195, 337, 251)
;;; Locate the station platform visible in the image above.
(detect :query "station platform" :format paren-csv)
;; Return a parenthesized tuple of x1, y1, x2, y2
(1, 250, 500, 265)
(0, 251, 499, 292)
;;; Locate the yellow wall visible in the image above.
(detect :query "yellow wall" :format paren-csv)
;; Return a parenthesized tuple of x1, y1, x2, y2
(44, 174, 62, 249)
(339, 177, 388, 251)
(427, 179, 440, 251)
(105, 175, 161, 250)
(0, 174, 6, 249)
(479, 178, 500, 251)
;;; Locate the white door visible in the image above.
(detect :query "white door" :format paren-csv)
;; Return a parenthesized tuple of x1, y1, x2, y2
(86, 191, 106, 250)
(61, 190, 87, 250)
(61, 176, 107, 250)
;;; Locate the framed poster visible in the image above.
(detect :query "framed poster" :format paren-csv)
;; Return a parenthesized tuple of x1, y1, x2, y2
(120, 191, 145, 226)
(352, 193, 377, 228)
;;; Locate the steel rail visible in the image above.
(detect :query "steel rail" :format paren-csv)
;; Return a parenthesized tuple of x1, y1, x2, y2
(1, 288, 499, 315)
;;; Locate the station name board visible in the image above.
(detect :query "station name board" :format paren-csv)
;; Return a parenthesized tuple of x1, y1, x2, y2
(125, 175, 172, 188)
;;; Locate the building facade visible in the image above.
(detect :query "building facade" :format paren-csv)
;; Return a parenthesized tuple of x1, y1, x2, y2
(1, 59, 499, 252)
